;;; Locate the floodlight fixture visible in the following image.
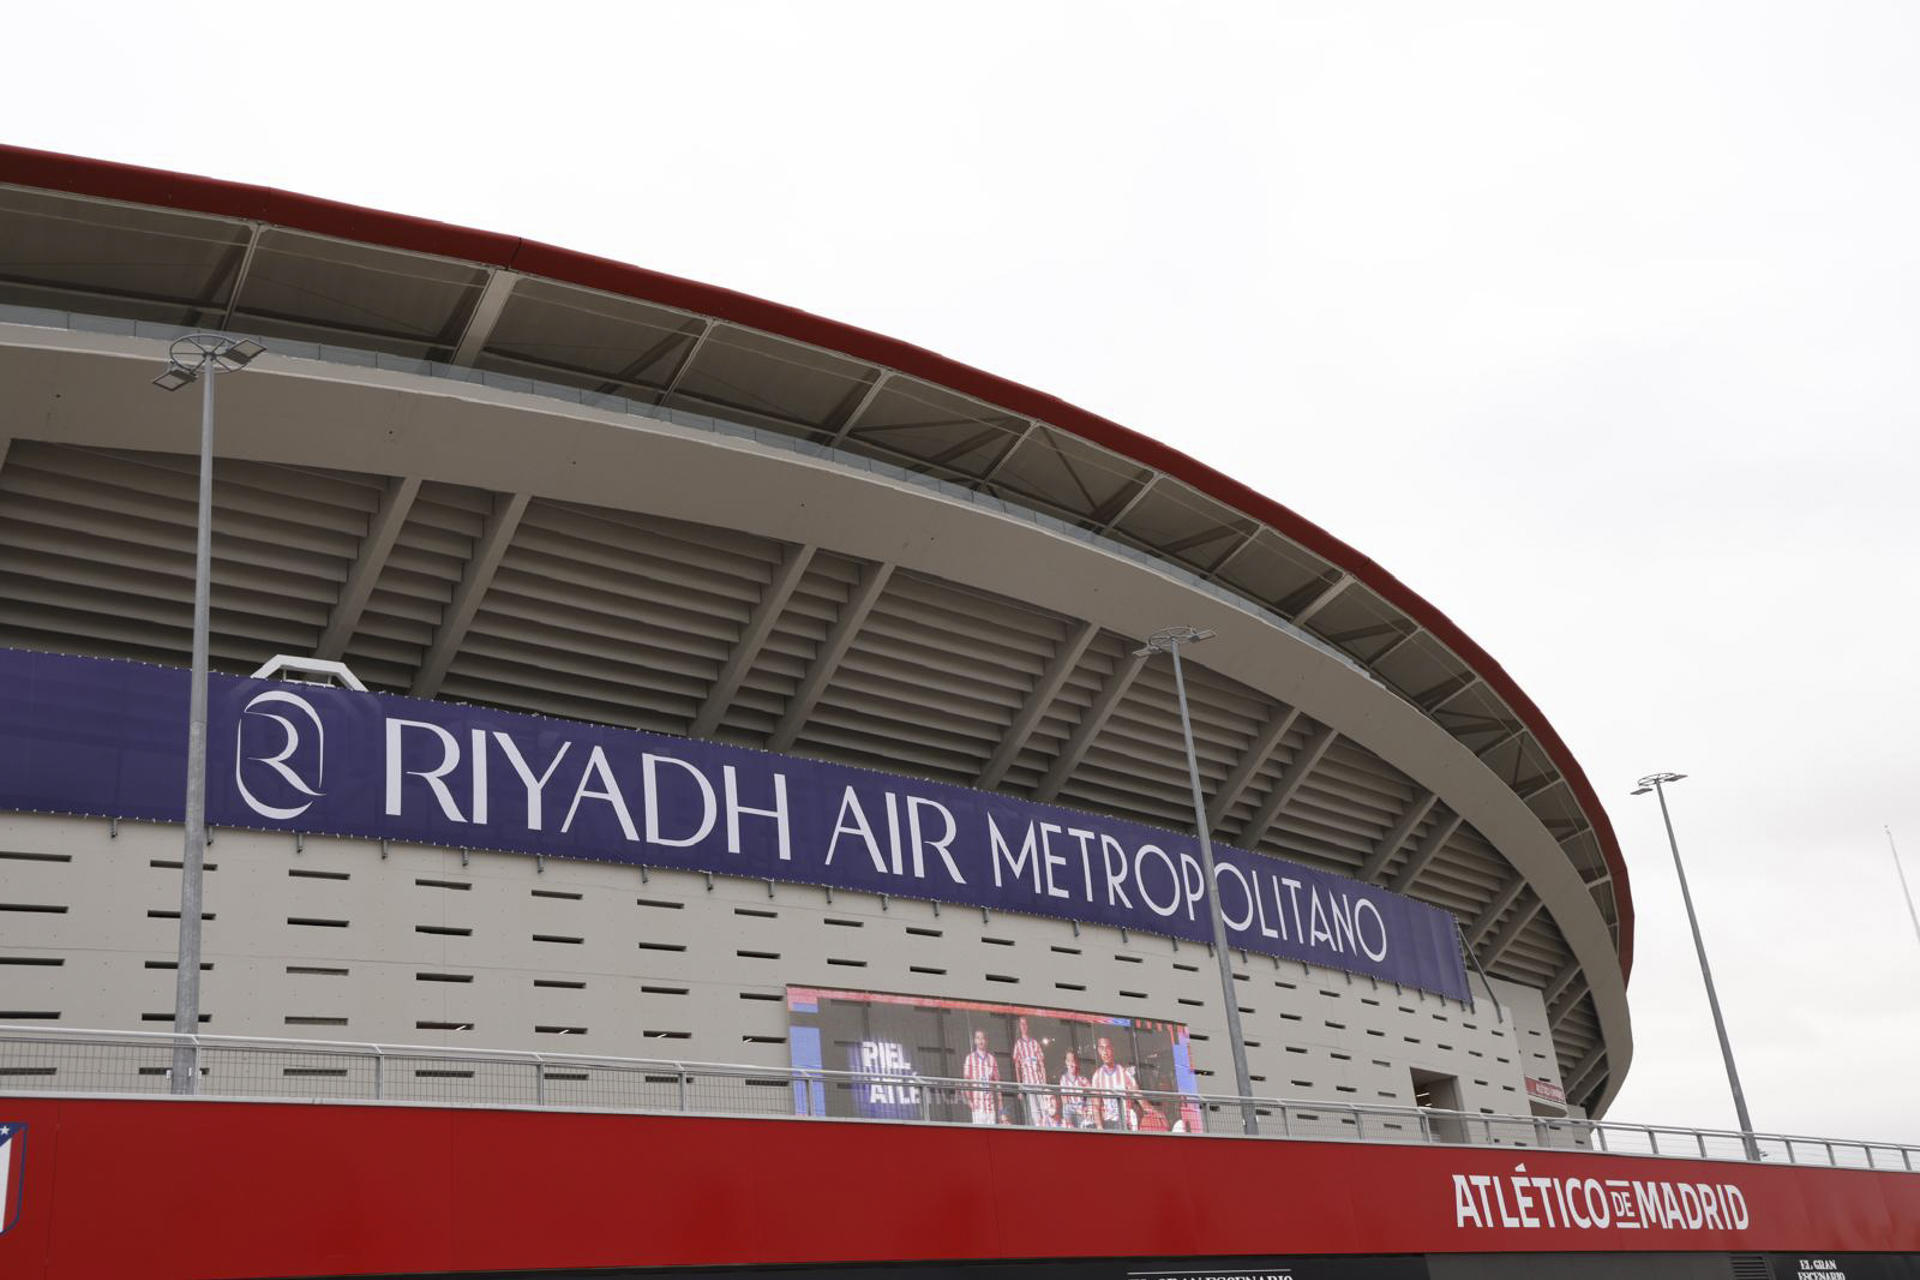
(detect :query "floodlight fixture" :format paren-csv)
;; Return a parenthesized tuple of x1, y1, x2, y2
(1133, 625, 1216, 658)
(152, 365, 198, 392)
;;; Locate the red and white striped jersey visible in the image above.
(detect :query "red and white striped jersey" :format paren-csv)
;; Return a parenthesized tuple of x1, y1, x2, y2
(1090, 1062, 1137, 1122)
(1011, 1036, 1046, 1086)
(962, 1049, 1000, 1112)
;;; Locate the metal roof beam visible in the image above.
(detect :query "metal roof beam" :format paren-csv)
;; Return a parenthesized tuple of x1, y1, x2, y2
(450, 269, 520, 366)
(1551, 978, 1590, 1030)
(977, 422, 1036, 486)
(1420, 671, 1480, 713)
(1388, 812, 1463, 894)
(655, 319, 716, 405)
(1235, 723, 1338, 851)
(921, 424, 1012, 470)
(1576, 1072, 1610, 1115)
(1289, 572, 1351, 627)
(1095, 472, 1157, 532)
(1158, 520, 1244, 557)
(826, 370, 893, 446)
(217, 222, 262, 328)
(1475, 725, 1527, 759)
(1479, 892, 1543, 969)
(1543, 957, 1582, 1008)
(976, 620, 1100, 790)
(1203, 527, 1259, 580)
(1564, 1043, 1606, 1100)
(411, 491, 530, 699)
(1034, 650, 1148, 803)
(1358, 790, 1437, 883)
(1517, 773, 1567, 802)
(1205, 704, 1300, 833)
(1465, 874, 1529, 946)
(768, 561, 895, 753)
(317, 474, 422, 661)
(690, 542, 818, 739)
(1370, 623, 1419, 665)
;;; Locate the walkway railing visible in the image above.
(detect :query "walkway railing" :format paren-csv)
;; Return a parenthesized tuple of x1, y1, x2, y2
(2, 1025, 1913, 1172)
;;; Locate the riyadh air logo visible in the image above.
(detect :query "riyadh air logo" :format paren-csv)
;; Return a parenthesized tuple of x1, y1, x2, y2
(0, 1123, 23, 1238)
(235, 689, 327, 821)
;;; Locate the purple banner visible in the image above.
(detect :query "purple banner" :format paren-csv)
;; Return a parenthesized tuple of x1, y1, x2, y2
(0, 648, 1470, 999)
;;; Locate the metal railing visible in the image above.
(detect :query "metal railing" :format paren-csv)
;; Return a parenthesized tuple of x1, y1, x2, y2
(2, 1025, 1913, 1172)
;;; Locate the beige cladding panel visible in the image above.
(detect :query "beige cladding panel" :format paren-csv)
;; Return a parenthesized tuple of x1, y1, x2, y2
(1, 812, 1554, 1127)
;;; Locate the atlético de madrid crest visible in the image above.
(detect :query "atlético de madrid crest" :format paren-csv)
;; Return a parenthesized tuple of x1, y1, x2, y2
(0, 1122, 24, 1238)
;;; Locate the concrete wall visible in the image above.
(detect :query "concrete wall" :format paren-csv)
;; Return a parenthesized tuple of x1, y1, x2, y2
(0, 810, 1562, 1125)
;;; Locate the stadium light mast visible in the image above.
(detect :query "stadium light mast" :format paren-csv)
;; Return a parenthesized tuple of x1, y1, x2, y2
(1885, 827, 1920, 953)
(151, 334, 265, 1094)
(1631, 771, 1758, 1160)
(1135, 626, 1259, 1136)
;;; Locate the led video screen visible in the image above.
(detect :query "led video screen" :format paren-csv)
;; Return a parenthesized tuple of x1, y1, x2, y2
(787, 985, 1204, 1132)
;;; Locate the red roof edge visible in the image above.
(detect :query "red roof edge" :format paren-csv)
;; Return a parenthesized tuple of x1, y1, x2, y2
(0, 142, 1632, 983)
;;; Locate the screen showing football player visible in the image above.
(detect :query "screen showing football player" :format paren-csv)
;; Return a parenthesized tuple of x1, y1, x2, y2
(961, 1027, 1002, 1125)
(1088, 1034, 1141, 1130)
(1009, 1015, 1054, 1127)
(1057, 1048, 1096, 1129)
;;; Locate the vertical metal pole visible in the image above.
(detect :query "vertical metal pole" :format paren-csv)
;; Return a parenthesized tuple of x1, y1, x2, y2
(171, 360, 215, 1096)
(1884, 828, 1920, 951)
(1168, 641, 1258, 1136)
(1455, 921, 1505, 1023)
(1652, 780, 1758, 1160)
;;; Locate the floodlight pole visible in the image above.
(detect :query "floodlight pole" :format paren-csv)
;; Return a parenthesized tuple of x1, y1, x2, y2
(153, 335, 263, 1093)
(1886, 827, 1920, 953)
(1138, 626, 1259, 1135)
(1635, 772, 1757, 1160)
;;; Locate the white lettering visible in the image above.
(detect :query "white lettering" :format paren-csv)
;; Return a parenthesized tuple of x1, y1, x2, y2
(906, 796, 965, 884)
(1101, 835, 1133, 908)
(1309, 885, 1337, 950)
(385, 718, 466, 822)
(722, 766, 790, 860)
(1282, 877, 1305, 941)
(1454, 1174, 1484, 1228)
(491, 733, 571, 831)
(1135, 844, 1182, 917)
(826, 788, 886, 871)
(1067, 828, 1097, 901)
(561, 745, 637, 841)
(1353, 896, 1389, 961)
(469, 729, 489, 824)
(642, 754, 717, 847)
(1178, 850, 1204, 922)
(1510, 1175, 1539, 1228)
(1039, 823, 1070, 899)
(989, 815, 1042, 891)
(1213, 862, 1255, 932)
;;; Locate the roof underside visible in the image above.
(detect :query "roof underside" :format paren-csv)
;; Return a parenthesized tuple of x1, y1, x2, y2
(0, 149, 1629, 1110)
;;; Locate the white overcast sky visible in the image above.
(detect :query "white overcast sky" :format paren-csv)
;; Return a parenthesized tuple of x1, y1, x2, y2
(7, 3, 1917, 1141)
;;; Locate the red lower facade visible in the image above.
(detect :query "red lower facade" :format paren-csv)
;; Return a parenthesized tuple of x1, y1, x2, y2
(0, 1096, 1915, 1278)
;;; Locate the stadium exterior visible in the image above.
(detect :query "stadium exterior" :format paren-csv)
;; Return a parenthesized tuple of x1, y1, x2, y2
(0, 146, 1914, 1280)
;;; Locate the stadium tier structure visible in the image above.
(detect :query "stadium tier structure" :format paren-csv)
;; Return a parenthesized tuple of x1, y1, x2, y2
(0, 143, 1630, 1129)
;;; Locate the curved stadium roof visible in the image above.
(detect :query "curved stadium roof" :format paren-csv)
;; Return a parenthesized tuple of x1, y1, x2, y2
(0, 142, 1633, 1107)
